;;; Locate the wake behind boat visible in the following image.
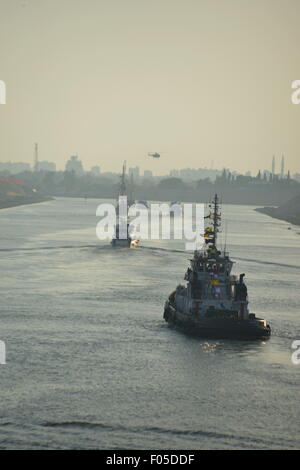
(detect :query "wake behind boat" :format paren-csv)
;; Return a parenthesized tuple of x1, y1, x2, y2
(163, 194, 271, 339)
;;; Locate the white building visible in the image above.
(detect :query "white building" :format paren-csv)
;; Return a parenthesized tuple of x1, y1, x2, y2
(65, 155, 84, 175)
(129, 166, 140, 180)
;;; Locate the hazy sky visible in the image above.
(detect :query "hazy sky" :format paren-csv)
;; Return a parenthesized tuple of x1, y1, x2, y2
(0, 0, 299, 175)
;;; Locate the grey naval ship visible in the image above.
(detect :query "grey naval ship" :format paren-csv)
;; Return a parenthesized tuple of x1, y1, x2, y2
(164, 194, 271, 339)
(111, 161, 139, 248)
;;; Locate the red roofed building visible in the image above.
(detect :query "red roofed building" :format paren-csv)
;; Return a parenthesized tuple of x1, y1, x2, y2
(0, 177, 25, 185)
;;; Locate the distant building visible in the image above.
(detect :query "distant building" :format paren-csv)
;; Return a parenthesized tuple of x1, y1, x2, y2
(170, 167, 220, 182)
(129, 167, 140, 180)
(90, 166, 101, 176)
(0, 161, 31, 174)
(293, 172, 300, 183)
(65, 155, 84, 175)
(281, 155, 285, 179)
(0, 177, 25, 185)
(169, 169, 180, 177)
(38, 161, 56, 172)
(143, 170, 153, 179)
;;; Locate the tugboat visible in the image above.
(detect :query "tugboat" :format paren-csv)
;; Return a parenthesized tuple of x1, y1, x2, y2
(163, 194, 271, 339)
(111, 161, 137, 247)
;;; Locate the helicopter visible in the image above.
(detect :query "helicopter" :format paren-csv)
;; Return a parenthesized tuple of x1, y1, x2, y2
(148, 152, 161, 159)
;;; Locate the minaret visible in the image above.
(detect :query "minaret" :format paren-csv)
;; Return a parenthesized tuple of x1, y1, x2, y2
(272, 155, 275, 176)
(34, 142, 39, 172)
(281, 155, 285, 179)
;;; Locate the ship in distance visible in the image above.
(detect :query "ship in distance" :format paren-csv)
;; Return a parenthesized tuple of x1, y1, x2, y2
(163, 194, 271, 339)
(111, 161, 139, 248)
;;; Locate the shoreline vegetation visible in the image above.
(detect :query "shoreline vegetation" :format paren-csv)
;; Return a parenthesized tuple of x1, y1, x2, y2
(1, 177, 299, 226)
(0, 169, 299, 206)
(255, 193, 300, 226)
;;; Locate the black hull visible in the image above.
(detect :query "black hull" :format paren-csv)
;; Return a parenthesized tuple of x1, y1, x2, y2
(111, 238, 132, 247)
(164, 306, 271, 340)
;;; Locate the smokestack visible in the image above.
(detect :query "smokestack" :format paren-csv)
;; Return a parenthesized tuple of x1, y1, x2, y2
(281, 155, 285, 178)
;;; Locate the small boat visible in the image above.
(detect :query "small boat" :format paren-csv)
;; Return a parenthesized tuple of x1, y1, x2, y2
(135, 200, 149, 209)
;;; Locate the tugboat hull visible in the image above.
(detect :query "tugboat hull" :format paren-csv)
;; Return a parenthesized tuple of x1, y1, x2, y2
(164, 304, 271, 340)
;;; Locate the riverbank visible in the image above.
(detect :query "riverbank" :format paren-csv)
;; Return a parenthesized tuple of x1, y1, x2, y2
(255, 193, 300, 226)
(0, 195, 53, 210)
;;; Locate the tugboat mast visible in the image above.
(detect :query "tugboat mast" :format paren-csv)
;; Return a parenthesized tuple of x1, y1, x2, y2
(212, 193, 221, 248)
(205, 194, 221, 251)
